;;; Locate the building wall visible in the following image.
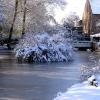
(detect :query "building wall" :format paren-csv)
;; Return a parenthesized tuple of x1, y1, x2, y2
(91, 14, 100, 34)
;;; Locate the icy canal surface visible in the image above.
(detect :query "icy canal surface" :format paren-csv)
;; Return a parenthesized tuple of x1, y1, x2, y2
(0, 46, 99, 100)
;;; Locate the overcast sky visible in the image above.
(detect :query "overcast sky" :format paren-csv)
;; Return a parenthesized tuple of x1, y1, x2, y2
(55, 0, 100, 24)
(66, 0, 86, 18)
(91, 0, 100, 14)
(54, 0, 86, 23)
(66, 0, 100, 17)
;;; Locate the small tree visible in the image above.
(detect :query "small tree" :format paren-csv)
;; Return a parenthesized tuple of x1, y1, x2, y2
(63, 12, 79, 29)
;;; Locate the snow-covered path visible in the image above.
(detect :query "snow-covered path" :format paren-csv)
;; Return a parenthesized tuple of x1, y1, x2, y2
(54, 75, 100, 100)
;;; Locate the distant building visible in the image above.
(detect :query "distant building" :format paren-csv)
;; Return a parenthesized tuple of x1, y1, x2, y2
(82, 0, 100, 35)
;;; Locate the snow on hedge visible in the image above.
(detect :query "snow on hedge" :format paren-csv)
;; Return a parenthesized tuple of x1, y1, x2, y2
(15, 32, 73, 63)
(54, 75, 100, 100)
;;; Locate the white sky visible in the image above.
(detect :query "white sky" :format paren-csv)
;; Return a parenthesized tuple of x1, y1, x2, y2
(91, 0, 100, 14)
(54, 0, 86, 24)
(66, 0, 86, 17)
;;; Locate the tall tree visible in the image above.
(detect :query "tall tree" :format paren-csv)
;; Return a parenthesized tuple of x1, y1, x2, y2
(0, 0, 5, 31)
(82, 0, 92, 35)
(8, 0, 18, 41)
(22, 0, 27, 35)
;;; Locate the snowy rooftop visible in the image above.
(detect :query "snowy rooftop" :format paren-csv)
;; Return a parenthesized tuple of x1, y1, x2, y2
(90, 0, 100, 14)
(90, 33, 100, 37)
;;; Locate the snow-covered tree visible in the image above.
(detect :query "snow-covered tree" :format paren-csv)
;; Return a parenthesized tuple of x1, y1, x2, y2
(2, 0, 67, 35)
(63, 12, 80, 29)
(8, 0, 19, 41)
(0, 0, 5, 31)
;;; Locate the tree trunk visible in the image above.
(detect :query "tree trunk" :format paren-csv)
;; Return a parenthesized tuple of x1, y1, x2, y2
(22, 0, 27, 35)
(8, 0, 18, 41)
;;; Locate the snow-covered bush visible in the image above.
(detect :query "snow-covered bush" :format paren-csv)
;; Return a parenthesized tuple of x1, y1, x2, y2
(15, 32, 73, 63)
(80, 55, 100, 80)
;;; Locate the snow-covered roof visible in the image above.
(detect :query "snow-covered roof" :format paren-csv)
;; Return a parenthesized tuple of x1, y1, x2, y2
(90, 33, 100, 37)
(90, 0, 100, 14)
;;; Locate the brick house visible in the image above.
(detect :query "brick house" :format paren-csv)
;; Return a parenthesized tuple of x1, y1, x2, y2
(82, 0, 100, 35)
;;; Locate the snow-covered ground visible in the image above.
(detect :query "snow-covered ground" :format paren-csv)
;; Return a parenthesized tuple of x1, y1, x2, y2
(15, 32, 73, 63)
(54, 75, 100, 100)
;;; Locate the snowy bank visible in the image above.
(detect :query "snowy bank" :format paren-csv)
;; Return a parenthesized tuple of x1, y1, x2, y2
(54, 75, 100, 100)
(15, 32, 73, 63)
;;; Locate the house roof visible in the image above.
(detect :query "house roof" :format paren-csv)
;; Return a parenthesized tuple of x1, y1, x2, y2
(90, 0, 100, 14)
(90, 33, 100, 37)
